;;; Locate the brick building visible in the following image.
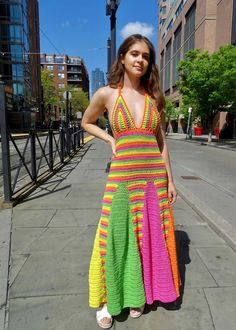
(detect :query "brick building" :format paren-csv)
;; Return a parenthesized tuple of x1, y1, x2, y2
(157, 0, 236, 135)
(40, 54, 89, 94)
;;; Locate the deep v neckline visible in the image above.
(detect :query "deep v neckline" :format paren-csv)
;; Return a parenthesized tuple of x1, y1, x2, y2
(119, 91, 147, 130)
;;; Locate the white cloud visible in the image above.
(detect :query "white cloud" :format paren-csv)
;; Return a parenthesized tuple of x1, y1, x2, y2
(120, 22, 154, 39)
(61, 20, 70, 28)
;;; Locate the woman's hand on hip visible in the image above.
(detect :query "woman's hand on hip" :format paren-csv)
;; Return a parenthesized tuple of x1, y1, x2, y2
(107, 136, 117, 157)
(168, 181, 178, 204)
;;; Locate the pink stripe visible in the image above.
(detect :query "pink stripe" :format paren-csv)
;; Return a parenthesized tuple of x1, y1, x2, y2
(116, 143, 157, 150)
(141, 182, 177, 304)
(114, 155, 161, 160)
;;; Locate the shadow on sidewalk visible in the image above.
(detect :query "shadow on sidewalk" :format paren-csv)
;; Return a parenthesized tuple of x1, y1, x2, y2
(16, 144, 92, 205)
(114, 230, 191, 325)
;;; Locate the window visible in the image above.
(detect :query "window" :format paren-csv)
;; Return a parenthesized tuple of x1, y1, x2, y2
(164, 40, 171, 92)
(11, 44, 23, 61)
(162, 6, 166, 14)
(57, 65, 64, 71)
(46, 65, 53, 70)
(46, 55, 53, 63)
(172, 25, 182, 86)
(160, 51, 164, 91)
(10, 4, 22, 22)
(55, 56, 64, 64)
(58, 73, 65, 79)
(58, 83, 65, 89)
(184, 3, 196, 54)
(175, 0, 183, 19)
(68, 57, 81, 65)
(167, 19, 173, 32)
(12, 64, 24, 79)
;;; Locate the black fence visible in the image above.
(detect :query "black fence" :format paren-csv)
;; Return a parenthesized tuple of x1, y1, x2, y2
(0, 81, 85, 205)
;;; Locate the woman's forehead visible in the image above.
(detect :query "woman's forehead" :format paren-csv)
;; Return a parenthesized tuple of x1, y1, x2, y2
(128, 41, 150, 53)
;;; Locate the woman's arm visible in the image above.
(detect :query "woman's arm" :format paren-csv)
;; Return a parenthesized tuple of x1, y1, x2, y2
(81, 88, 116, 156)
(156, 110, 177, 204)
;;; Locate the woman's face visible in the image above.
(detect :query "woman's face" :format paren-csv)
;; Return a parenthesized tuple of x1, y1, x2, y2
(122, 41, 150, 78)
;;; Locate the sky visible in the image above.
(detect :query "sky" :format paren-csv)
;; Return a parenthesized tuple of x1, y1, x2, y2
(39, 0, 158, 82)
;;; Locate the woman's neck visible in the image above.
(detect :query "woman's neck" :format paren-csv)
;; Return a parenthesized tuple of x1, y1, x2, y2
(122, 72, 143, 93)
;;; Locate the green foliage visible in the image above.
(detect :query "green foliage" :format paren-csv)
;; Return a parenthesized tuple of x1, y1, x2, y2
(177, 45, 236, 123)
(61, 86, 89, 116)
(165, 97, 178, 120)
(41, 69, 59, 107)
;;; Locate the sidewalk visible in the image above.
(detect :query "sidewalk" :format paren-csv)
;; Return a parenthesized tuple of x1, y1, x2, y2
(2, 138, 236, 329)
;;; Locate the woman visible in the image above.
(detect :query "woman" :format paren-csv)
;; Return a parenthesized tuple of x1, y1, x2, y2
(82, 34, 181, 329)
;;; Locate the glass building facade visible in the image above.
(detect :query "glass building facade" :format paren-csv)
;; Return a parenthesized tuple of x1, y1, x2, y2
(0, 0, 41, 112)
(91, 68, 105, 96)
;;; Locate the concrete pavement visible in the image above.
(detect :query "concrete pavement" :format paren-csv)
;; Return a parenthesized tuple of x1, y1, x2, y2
(1, 137, 236, 329)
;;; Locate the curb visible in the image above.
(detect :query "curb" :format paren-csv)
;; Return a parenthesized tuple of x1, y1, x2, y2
(175, 179, 236, 253)
(0, 209, 12, 330)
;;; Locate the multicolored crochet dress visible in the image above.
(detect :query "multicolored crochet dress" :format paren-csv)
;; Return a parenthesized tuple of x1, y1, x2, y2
(89, 88, 181, 316)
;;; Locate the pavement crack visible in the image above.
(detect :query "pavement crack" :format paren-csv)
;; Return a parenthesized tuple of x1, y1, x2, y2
(46, 209, 58, 227)
(202, 288, 216, 330)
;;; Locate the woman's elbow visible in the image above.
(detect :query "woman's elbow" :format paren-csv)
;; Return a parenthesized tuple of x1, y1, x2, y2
(81, 115, 88, 130)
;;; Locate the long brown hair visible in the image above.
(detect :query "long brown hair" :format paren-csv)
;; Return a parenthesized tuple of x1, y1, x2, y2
(108, 34, 165, 111)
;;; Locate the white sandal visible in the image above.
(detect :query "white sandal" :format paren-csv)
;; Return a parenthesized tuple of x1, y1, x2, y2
(96, 305, 113, 329)
(130, 305, 145, 318)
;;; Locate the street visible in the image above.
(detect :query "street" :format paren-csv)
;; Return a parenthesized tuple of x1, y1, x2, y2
(167, 137, 236, 229)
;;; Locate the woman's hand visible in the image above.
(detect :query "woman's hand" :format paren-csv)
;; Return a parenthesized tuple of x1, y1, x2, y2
(168, 181, 178, 204)
(107, 136, 117, 157)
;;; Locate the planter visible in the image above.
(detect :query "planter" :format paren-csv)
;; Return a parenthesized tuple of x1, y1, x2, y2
(194, 127, 203, 136)
(215, 127, 219, 139)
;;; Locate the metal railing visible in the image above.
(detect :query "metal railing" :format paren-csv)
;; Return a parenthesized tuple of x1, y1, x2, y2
(0, 81, 85, 205)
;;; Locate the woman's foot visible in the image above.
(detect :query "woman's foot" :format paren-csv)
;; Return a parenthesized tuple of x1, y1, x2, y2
(96, 304, 113, 329)
(129, 305, 145, 318)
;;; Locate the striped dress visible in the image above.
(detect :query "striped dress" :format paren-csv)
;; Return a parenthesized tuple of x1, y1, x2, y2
(89, 88, 181, 316)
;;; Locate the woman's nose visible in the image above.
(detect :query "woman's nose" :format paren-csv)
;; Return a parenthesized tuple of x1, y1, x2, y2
(137, 55, 143, 62)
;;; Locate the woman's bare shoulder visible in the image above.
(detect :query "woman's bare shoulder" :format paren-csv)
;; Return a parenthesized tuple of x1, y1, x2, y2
(94, 85, 116, 101)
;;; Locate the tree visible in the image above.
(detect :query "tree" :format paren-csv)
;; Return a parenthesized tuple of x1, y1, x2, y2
(41, 69, 59, 107)
(165, 97, 179, 133)
(61, 86, 89, 118)
(177, 45, 236, 141)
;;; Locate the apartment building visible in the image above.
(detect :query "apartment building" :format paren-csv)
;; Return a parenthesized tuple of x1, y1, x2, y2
(157, 0, 236, 134)
(158, 0, 236, 100)
(40, 54, 89, 95)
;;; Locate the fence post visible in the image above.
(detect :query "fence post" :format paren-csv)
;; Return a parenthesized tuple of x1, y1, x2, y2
(82, 129, 84, 144)
(49, 127, 53, 170)
(73, 125, 76, 152)
(30, 129, 37, 182)
(66, 125, 70, 156)
(78, 129, 81, 148)
(0, 81, 12, 202)
(60, 125, 65, 162)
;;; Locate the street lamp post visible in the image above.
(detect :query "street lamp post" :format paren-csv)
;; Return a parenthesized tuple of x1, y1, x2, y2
(106, 0, 120, 69)
(186, 107, 193, 140)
